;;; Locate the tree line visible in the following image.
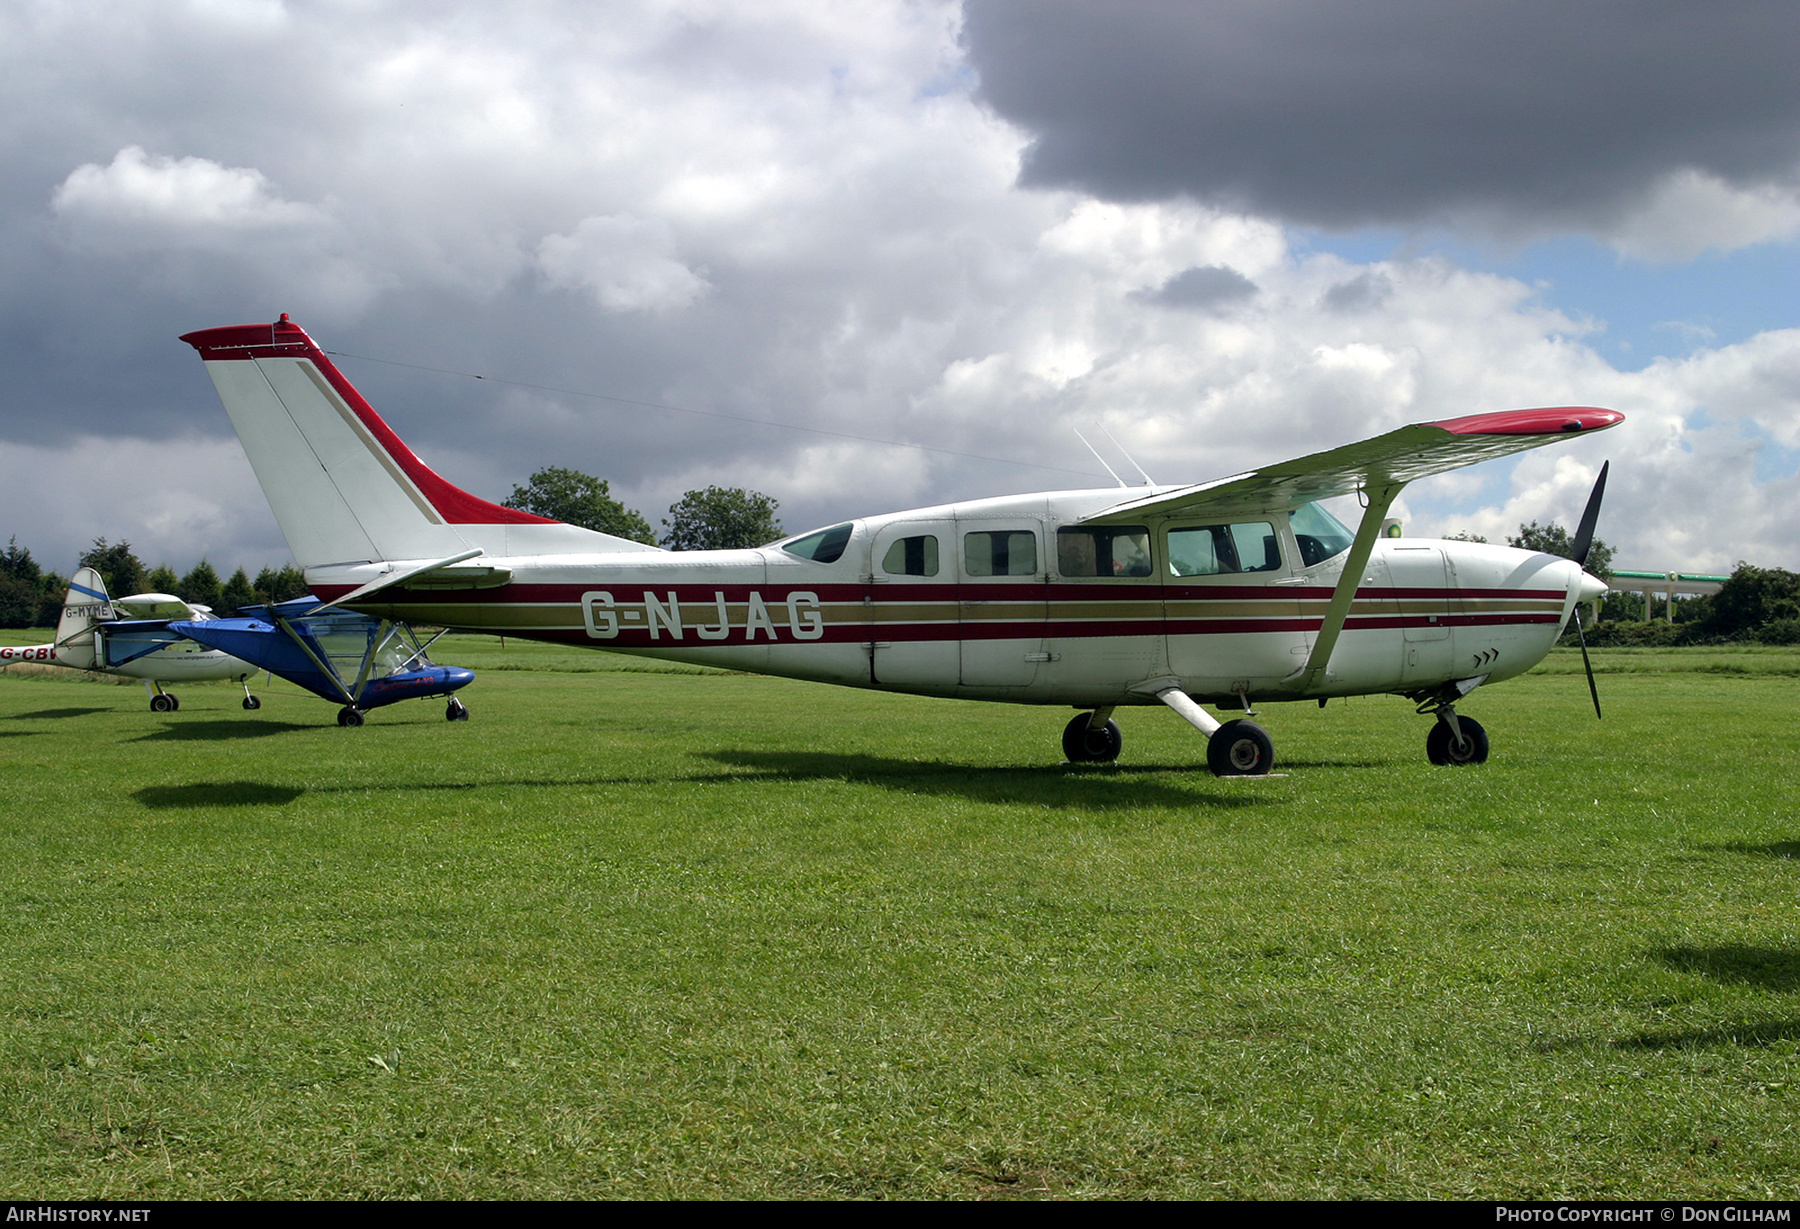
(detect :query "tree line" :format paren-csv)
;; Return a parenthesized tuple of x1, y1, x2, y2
(0, 536, 311, 629)
(0, 471, 784, 629)
(1460, 521, 1800, 646)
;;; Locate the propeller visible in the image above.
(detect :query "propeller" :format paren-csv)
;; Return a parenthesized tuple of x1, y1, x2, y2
(1569, 460, 1608, 569)
(1567, 460, 1609, 718)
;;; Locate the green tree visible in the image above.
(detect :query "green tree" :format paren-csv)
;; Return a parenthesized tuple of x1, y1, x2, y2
(1703, 564, 1800, 640)
(1507, 520, 1613, 580)
(178, 560, 223, 611)
(254, 564, 310, 606)
(145, 565, 180, 594)
(79, 537, 146, 597)
(662, 486, 783, 551)
(0, 537, 41, 627)
(503, 467, 656, 544)
(35, 571, 67, 628)
(220, 568, 256, 617)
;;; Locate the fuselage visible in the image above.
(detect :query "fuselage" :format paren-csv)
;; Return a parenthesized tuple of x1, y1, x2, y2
(320, 487, 1597, 708)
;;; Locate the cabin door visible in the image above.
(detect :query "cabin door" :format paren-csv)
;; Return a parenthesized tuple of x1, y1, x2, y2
(954, 517, 1048, 689)
(865, 520, 960, 693)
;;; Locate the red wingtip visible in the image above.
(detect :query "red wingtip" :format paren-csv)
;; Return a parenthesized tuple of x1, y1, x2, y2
(1430, 407, 1624, 436)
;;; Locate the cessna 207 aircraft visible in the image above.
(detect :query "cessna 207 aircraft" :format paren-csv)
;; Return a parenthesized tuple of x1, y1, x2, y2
(181, 315, 1620, 774)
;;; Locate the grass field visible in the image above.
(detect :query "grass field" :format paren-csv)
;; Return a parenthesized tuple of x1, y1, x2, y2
(1, 639, 1797, 1199)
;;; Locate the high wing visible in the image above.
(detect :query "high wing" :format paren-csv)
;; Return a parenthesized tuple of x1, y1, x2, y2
(1079, 407, 1624, 525)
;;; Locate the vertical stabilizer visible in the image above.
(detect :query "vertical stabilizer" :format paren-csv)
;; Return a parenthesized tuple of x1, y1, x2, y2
(52, 567, 113, 669)
(180, 317, 661, 570)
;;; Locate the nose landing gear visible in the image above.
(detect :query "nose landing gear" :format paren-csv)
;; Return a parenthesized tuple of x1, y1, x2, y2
(1062, 710, 1122, 762)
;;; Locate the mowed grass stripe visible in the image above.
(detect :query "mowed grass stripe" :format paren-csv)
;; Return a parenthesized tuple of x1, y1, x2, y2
(0, 642, 1796, 1198)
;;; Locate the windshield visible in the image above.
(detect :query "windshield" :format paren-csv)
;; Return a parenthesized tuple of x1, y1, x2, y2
(781, 523, 854, 564)
(1289, 502, 1355, 567)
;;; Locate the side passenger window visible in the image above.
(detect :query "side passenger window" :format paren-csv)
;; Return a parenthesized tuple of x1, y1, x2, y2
(881, 535, 939, 577)
(964, 531, 1038, 577)
(1056, 527, 1152, 577)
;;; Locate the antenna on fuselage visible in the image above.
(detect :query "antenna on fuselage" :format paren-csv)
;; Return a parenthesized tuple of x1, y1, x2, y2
(1073, 428, 1128, 488)
(1101, 425, 1157, 486)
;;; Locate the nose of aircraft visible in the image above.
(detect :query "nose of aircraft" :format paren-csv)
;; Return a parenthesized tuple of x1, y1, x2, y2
(1574, 568, 1608, 604)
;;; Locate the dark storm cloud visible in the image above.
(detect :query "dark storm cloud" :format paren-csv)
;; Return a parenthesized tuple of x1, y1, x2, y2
(1139, 264, 1257, 311)
(962, 0, 1800, 230)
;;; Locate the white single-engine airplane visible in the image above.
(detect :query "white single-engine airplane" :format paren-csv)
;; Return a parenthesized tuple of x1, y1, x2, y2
(181, 316, 1619, 773)
(0, 567, 261, 711)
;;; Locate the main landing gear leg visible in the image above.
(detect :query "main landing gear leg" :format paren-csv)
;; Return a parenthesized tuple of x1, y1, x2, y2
(145, 680, 179, 713)
(1148, 683, 1273, 776)
(1062, 707, 1120, 762)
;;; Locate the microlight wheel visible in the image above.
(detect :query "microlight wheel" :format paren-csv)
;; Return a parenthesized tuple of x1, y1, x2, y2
(1208, 719, 1273, 776)
(1061, 713, 1122, 762)
(446, 699, 469, 722)
(168, 694, 180, 711)
(337, 707, 365, 728)
(149, 694, 174, 714)
(243, 696, 261, 711)
(1426, 716, 1488, 766)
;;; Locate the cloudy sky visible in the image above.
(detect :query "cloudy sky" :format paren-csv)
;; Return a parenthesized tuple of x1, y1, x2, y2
(2, 0, 1796, 578)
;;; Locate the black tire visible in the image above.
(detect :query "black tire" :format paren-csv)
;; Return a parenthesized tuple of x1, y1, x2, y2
(243, 696, 261, 711)
(1208, 719, 1274, 776)
(1062, 713, 1122, 762)
(446, 699, 469, 722)
(149, 694, 173, 714)
(1426, 716, 1488, 766)
(337, 707, 365, 728)
(168, 694, 180, 711)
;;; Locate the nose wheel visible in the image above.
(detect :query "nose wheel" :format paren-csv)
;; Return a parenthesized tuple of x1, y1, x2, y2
(1062, 711, 1121, 762)
(149, 692, 179, 713)
(337, 706, 365, 727)
(446, 698, 469, 722)
(1426, 712, 1488, 765)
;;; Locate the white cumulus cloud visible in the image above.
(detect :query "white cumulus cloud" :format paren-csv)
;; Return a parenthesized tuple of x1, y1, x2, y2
(536, 214, 710, 314)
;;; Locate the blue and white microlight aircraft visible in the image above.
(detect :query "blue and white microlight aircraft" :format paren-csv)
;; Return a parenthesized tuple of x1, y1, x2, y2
(180, 315, 1621, 773)
(172, 598, 474, 726)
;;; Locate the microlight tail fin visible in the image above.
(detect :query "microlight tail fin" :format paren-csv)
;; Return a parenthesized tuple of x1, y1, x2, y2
(179, 316, 661, 572)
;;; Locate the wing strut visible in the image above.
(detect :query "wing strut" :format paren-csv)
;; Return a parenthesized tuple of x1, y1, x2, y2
(1290, 483, 1403, 691)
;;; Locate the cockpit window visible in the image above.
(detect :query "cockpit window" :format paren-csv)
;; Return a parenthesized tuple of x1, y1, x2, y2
(1289, 502, 1355, 567)
(782, 523, 854, 564)
(1167, 522, 1282, 576)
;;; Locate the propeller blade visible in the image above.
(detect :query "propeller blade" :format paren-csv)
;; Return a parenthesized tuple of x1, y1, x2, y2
(1574, 606, 1602, 720)
(1569, 460, 1609, 568)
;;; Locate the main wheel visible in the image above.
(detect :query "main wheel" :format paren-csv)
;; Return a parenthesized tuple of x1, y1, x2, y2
(337, 707, 365, 727)
(1426, 716, 1488, 765)
(1062, 713, 1122, 762)
(167, 694, 180, 711)
(242, 696, 261, 711)
(446, 699, 469, 722)
(149, 694, 173, 713)
(1208, 719, 1273, 776)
